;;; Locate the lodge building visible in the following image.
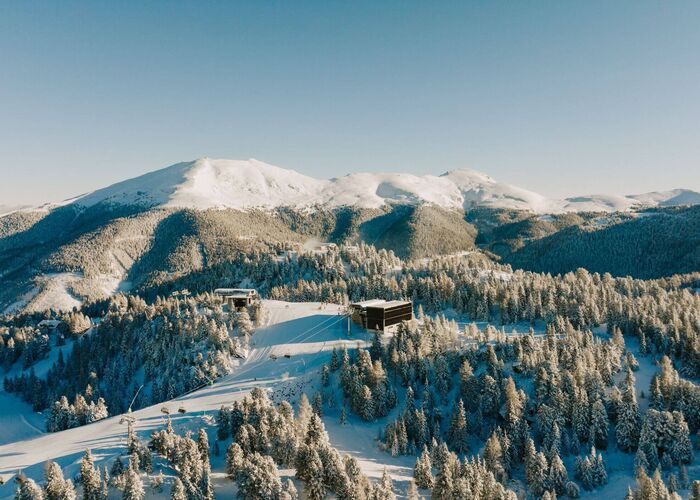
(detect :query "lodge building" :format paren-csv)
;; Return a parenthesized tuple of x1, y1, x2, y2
(214, 288, 259, 309)
(349, 299, 413, 332)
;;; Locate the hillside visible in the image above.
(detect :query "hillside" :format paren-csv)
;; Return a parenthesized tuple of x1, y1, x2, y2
(1, 256, 698, 499)
(2, 158, 700, 314)
(504, 206, 700, 279)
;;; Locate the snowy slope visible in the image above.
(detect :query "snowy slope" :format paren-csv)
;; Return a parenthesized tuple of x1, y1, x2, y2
(2, 301, 696, 499)
(0, 301, 373, 495)
(0, 205, 29, 217)
(56, 157, 699, 214)
(442, 169, 556, 212)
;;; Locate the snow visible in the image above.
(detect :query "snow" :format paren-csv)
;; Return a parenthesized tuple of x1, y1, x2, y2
(49, 157, 699, 215)
(0, 300, 372, 494)
(1, 303, 697, 498)
(0, 205, 29, 217)
(23, 273, 82, 313)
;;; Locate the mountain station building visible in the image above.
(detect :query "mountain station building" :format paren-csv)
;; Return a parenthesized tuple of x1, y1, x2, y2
(214, 288, 259, 309)
(349, 299, 413, 332)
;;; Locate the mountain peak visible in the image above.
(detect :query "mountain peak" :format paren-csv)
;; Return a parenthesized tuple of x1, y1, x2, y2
(58, 158, 700, 214)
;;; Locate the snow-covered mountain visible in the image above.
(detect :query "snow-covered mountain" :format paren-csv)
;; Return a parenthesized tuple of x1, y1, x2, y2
(0, 204, 29, 216)
(65, 158, 700, 214)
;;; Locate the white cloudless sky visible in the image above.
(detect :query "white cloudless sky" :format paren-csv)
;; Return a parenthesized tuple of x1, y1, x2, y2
(1, 1, 699, 206)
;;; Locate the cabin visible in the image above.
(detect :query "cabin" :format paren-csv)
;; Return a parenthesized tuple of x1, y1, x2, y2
(349, 299, 413, 332)
(214, 288, 259, 309)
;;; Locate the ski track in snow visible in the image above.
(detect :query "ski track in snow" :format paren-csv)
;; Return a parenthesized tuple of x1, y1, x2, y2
(1, 308, 697, 498)
(0, 301, 374, 497)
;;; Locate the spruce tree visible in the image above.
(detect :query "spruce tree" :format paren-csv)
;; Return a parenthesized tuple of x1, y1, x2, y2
(197, 428, 209, 462)
(373, 468, 396, 500)
(447, 400, 468, 453)
(413, 446, 434, 489)
(122, 454, 144, 500)
(15, 476, 45, 500)
(80, 449, 102, 500)
(170, 477, 187, 500)
(44, 461, 70, 500)
(304, 449, 326, 500)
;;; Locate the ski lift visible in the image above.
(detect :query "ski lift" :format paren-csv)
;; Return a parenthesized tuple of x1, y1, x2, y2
(160, 406, 170, 415)
(178, 405, 187, 414)
(119, 413, 135, 425)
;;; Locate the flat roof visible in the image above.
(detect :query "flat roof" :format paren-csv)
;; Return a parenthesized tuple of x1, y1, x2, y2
(350, 299, 387, 308)
(214, 288, 256, 295)
(366, 300, 412, 309)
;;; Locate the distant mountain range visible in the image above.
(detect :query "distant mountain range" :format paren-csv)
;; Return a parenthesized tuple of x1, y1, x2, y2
(1, 158, 699, 314)
(24, 157, 700, 214)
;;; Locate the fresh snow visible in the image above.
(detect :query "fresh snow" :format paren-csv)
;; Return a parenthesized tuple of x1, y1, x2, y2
(44, 157, 699, 214)
(1, 302, 696, 499)
(22, 273, 82, 313)
(0, 301, 372, 495)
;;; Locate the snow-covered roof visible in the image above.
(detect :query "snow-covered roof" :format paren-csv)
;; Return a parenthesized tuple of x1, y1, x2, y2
(350, 299, 387, 308)
(350, 299, 412, 309)
(38, 319, 61, 327)
(214, 288, 257, 297)
(365, 300, 412, 309)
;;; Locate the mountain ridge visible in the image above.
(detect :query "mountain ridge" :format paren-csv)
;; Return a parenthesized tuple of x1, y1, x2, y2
(10, 158, 700, 216)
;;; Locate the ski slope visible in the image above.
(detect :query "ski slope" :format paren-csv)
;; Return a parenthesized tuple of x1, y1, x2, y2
(0, 301, 375, 497)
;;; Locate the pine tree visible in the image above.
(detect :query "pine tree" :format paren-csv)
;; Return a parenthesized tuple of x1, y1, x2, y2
(312, 392, 323, 417)
(237, 308, 254, 341)
(447, 400, 468, 453)
(304, 449, 326, 500)
(690, 480, 700, 500)
(282, 479, 298, 500)
(358, 385, 375, 421)
(44, 461, 71, 500)
(197, 428, 210, 462)
(122, 454, 145, 500)
(413, 446, 434, 489)
(201, 461, 215, 500)
(111, 456, 125, 477)
(226, 442, 245, 479)
(80, 449, 102, 500)
(484, 432, 503, 479)
(616, 393, 640, 452)
(546, 453, 568, 495)
(170, 477, 187, 500)
(670, 412, 693, 464)
(589, 399, 609, 450)
(14, 475, 45, 500)
(527, 451, 548, 496)
(406, 479, 422, 500)
(432, 454, 455, 500)
(373, 468, 396, 500)
(237, 453, 282, 500)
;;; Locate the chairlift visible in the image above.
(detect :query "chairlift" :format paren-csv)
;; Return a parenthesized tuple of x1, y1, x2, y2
(119, 415, 135, 425)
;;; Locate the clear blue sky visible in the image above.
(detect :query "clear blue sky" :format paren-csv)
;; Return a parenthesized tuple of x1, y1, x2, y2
(1, 1, 699, 206)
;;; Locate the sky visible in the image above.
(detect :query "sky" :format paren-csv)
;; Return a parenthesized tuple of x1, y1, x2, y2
(1, 1, 699, 207)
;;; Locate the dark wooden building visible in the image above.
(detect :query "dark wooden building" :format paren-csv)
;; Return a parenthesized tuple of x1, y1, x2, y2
(349, 299, 413, 332)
